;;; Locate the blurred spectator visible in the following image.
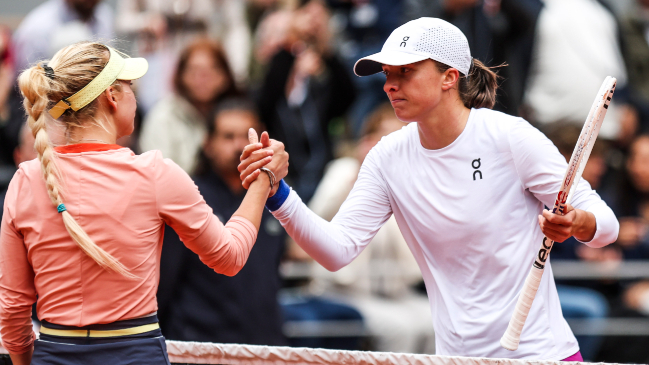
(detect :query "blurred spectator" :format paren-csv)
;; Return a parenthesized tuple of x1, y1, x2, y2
(0, 27, 13, 125)
(12, 0, 114, 73)
(116, 0, 251, 110)
(157, 99, 287, 346)
(402, 0, 543, 118)
(547, 123, 623, 263)
(139, 39, 238, 174)
(289, 103, 435, 354)
(327, 0, 404, 136)
(247, 0, 284, 32)
(546, 124, 617, 207)
(13, 124, 37, 168)
(1, 123, 37, 223)
(330, 0, 403, 50)
(249, 9, 293, 84)
(0, 25, 17, 170)
(618, 0, 649, 133)
(523, 0, 637, 144)
(257, 0, 356, 202)
(614, 135, 649, 259)
(596, 136, 649, 362)
(624, 280, 649, 316)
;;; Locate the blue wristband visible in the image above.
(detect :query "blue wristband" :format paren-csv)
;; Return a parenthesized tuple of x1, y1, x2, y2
(265, 179, 290, 212)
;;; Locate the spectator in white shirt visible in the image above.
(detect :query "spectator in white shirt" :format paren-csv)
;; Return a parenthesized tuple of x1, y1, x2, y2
(523, 0, 637, 143)
(13, 0, 114, 74)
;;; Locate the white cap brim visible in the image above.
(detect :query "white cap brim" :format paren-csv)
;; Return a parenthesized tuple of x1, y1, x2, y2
(354, 51, 429, 77)
(117, 57, 148, 80)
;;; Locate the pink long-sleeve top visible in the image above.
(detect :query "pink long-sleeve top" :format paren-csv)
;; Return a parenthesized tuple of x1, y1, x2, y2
(0, 144, 257, 354)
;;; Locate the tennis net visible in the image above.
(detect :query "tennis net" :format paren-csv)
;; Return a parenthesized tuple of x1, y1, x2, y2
(165, 340, 622, 365)
(0, 340, 628, 364)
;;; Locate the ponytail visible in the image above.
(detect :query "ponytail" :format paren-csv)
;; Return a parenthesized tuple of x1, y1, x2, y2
(17, 43, 135, 279)
(435, 59, 503, 109)
(461, 59, 501, 109)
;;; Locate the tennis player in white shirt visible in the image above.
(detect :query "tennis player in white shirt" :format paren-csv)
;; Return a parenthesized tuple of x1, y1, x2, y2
(240, 18, 619, 361)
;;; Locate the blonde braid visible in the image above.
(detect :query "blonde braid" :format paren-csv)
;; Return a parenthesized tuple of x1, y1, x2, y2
(18, 48, 135, 279)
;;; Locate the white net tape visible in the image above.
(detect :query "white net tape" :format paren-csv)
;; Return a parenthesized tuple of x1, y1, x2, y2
(0, 340, 627, 364)
(165, 341, 622, 365)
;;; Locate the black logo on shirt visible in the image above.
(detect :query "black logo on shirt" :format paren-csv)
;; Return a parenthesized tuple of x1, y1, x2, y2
(472, 158, 482, 180)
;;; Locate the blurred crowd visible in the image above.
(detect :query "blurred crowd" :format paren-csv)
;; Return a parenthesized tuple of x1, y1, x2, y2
(1, 0, 649, 362)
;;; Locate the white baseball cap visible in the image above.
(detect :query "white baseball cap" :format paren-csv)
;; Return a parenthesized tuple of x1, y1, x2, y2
(354, 17, 472, 77)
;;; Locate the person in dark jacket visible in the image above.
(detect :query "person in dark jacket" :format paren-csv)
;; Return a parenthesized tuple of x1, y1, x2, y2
(157, 99, 287, 346)
(256, 0, 356, 202)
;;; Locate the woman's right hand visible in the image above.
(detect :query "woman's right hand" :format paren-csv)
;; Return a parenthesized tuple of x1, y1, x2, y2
(239, 129, 289, 196)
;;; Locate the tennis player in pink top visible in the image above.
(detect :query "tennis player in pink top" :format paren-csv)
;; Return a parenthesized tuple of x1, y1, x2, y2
(0, 41, 285, 365)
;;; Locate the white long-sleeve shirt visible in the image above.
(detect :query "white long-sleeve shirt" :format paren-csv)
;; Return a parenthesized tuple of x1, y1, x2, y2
(271, 108, 618, 360)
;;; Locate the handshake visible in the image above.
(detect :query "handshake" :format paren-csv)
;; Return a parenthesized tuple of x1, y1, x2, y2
(238, 128, 290, 197)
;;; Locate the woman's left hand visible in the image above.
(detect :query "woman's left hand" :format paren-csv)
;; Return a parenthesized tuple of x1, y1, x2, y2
(238, 130, 289, 196)
(538, 204, 597, 243)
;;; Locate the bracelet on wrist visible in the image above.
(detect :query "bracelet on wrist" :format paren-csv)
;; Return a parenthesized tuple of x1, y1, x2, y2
(260, 167, 276, 189)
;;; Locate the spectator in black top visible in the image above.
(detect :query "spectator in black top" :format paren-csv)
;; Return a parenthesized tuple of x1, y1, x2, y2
(157, 99, 287, 346)
(596, 134, 649, 363)
(1, 123, 37, 224)
(324, 0, 405, 136)
(619, 0, 649, 133)
(0, 26, 23, 181)
(614, 135, 649, 260)
(256, 0, 356, 202)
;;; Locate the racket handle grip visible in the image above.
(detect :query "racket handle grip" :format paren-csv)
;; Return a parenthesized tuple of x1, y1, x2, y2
(500, 265, 544, 351)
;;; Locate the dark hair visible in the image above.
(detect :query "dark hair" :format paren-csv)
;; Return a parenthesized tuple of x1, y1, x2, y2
(207, 98, 260, 138)
(196, 98, 261, 177)
(173, 38, 239, 104)
(435, 59, 503, 109)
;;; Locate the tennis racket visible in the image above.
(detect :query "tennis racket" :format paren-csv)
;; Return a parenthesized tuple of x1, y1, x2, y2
(500, 76, 617, 351)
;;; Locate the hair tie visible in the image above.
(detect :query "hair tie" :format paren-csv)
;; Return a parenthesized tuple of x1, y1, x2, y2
(57, 203, 67, 213)
(40, 63, 55, 80)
